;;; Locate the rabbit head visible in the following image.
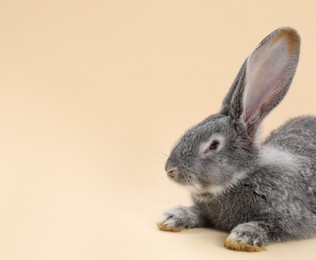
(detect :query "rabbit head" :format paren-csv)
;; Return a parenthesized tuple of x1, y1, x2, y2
(165, 27, 300, 194)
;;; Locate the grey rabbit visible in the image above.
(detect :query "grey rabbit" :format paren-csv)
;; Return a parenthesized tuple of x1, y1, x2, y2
(157, 27, 316, 252)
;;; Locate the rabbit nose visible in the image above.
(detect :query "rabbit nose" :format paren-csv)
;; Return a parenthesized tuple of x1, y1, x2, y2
(166, 167, 178, 178)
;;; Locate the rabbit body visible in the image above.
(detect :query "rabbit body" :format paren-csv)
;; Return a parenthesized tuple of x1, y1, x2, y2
(194, 116, 316, 237)
(157, 28, 316, 252)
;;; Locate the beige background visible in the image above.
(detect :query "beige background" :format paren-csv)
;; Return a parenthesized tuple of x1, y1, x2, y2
(0, 0, 316, 259)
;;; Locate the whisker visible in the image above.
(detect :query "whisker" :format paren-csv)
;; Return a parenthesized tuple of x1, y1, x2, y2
(194, 183, 211, 211)
(150, 150, 169, 158)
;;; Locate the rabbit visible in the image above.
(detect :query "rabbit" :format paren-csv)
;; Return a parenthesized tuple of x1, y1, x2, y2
(157, 27, 316, 252)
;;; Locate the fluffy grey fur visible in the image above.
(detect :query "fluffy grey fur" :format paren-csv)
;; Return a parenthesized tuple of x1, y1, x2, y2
(158, 27, 316, 251)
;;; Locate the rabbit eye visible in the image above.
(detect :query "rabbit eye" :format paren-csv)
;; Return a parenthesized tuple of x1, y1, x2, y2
(203, 140, 220, 154)
(209, 140, 219, 150)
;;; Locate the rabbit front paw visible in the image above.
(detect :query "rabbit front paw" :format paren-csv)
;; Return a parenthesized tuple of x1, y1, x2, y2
(224, 222, 268, 252)
(157, 206, 201, 232)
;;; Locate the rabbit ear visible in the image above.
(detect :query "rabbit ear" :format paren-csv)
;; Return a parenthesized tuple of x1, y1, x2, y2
(221, 27, 300, 140)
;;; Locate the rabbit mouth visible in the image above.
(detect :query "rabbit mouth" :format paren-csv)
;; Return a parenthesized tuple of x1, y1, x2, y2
(166, 167, 200, 187)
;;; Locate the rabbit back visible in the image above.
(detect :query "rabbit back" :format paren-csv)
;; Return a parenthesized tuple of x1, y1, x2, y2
(264, 115, 316, 210)
(264, 115, 316, 157)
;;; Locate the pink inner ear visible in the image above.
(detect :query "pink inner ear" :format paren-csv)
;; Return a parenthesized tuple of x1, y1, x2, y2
(242, 37, 291, 123)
